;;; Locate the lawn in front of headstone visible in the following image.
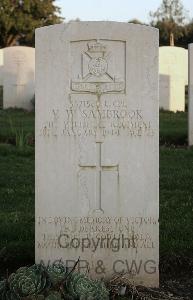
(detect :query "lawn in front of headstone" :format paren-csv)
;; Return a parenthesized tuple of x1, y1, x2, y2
(0, 144, 34, 274)
(0, 109, 34, 145)
(159, 110, 188, 146)
(0, 109, 192, 280)
(160, 147, 193, 275)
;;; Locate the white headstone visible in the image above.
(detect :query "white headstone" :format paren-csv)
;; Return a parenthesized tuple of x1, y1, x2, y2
(188, 44, 193, 146)
(3, 46, 35, 111)
(159, 46, 188, 112)
(36, 22, 159, 287)
(0, 49, 3, 107)
(0, 49, 3, 86)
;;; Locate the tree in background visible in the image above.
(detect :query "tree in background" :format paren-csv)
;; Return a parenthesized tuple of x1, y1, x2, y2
(177, 21, 193, 48)
(150, 0, 188, 46)
(128, 19, 145, 25)
(0, 0, 63, 48)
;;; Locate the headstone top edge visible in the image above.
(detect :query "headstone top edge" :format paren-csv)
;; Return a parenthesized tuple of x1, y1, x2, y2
(35, 21, 159, 34)
(159, 45, 187, 52)
(3, 46, 35, 52)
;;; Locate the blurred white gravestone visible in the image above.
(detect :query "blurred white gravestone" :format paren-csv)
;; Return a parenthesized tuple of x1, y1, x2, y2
(3, 46, 35, 111)
(159, 46, 188, 112)
(0, 49, 3, 85)
(188, 44, 193, 146)
(0, 49, 3, 107)
(35, 22, 159, 287)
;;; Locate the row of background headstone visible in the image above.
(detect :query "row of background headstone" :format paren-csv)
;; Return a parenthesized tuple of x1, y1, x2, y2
(0, 45, 193, 146)
(159, 46, 188, 112)
(0, 46, 35, 111)
(0, 45, 190, 113)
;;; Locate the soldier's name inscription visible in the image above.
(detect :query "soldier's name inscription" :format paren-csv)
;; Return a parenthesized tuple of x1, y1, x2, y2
(39, 101, 154, 138)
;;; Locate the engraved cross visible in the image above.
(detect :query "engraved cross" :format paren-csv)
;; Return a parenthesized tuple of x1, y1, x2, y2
(13, 53, 25, 87)
(79, 141, 119, 213)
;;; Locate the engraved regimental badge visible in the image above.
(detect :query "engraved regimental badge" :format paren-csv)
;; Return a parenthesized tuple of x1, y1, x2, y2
(71, 40, 125, 94)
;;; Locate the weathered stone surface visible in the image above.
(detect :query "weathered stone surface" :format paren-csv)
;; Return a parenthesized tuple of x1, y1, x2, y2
(3, 46, 35, 110)
(159, 46, 188, 112)
(189, 44, 193, 146)
(35, 21, 159, 287)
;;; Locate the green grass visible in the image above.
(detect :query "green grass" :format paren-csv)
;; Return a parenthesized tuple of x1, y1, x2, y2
(0, 109, 34, 145)
(0, 109, 192, 278)
(0, 145, 34, 275)
(160, 110, 188, 146)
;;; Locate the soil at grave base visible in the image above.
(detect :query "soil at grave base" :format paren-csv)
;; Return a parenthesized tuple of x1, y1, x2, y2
(137, 261, 193, 300)
(128, 278, 193, 300)
(155, 257, 193, 299)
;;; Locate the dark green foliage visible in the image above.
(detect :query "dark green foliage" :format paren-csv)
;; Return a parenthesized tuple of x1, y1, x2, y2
(8, 264, 49, 298)
(0, 278, 24, 299)
(154, 20, 185, 46)
(45, 291, 62, 300)
(66, 272, 109, 299)
(46, 262, 67, 286)
(177, 21, 193, 48)
(0, 280, 10, 299)
(0, 0, 63, 47)
(0, 264, 109, 299)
